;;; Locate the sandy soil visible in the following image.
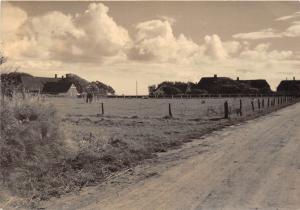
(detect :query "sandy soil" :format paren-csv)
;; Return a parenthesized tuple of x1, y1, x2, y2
(40, 102, 300, 210)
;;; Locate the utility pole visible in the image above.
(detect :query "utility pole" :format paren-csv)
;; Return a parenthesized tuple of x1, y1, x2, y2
(136, 80, 138, 97)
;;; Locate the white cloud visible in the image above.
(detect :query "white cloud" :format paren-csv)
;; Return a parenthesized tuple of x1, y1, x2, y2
(233, 28, 281, 40)
(2, 3, 299, 94)
(240, 43, 293, 61)
(283, 21, 300, 37)
(2, 3, 28, 34)
(223, 41, 241, 55)
(276, 11, 300, 21)
(127, 19, 200, 63)
(3, 3, 130, 63)
(233, 11, 300, 40)
(204, 34, 228, 60)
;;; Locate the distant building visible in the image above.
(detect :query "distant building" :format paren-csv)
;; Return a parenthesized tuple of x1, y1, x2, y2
(197, 75, 273, 95)
(18, 74, 80, 96)
(1, 72, 115, 97)
(21, 75, 60, 93)
(277, 77, 300, 96)
(42, 80, 79, 96)
(197, 75, 252, 94)
(237, 79, 272, 94)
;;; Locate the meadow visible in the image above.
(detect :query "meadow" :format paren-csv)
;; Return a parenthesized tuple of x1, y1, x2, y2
(47, 96, 269, 119)
(1, 95, 295, 208)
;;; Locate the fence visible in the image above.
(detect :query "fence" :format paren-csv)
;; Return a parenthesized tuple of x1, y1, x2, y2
(44, 96, 300, 120)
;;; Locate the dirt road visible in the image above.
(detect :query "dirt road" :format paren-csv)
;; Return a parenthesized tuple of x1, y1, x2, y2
(43, 102, 300, 210)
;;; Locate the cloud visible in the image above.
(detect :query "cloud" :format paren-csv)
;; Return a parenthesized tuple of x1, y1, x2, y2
(157, 15, 176, 25)
(127, 19, 200, 63)
(2, 3, 28, 34)
(2, 2, 299, 94)
(240, 43, 293, 61)
(283, 21, 300, 37)
(233, 28, 281, 40)
(222, 41, 241, 55)
(204, 34, 228, 60)
(276, 11, 300, 21)
(233, 11, 300, 40)
(3, 3, 130, 63)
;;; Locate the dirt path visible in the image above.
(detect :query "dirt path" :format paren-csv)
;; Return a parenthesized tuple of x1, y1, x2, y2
(42, 102, 300, 210)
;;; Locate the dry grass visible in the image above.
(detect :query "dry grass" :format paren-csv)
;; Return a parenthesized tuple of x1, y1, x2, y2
(0, 97, 72, 202)
(1, 95, 298, 208)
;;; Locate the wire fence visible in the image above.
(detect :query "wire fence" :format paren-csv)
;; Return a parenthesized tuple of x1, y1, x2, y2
(44, 96, 300, 120)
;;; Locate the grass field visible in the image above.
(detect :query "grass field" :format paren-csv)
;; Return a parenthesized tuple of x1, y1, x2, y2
(46, 97, 270, 119)
(1, 95, 293, 208)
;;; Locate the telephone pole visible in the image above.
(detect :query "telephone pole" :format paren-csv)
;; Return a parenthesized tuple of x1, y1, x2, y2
(136, 80, 138, 97)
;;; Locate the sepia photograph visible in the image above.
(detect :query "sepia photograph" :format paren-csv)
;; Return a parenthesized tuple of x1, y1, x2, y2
(1, 1, 300, 209)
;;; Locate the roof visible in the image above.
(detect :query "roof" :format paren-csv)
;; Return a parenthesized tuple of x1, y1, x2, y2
(42, 80, 73, 94)
(238, 79, 272, 93)
(21, 76, 60, 92)
(277, 80, 300, 95)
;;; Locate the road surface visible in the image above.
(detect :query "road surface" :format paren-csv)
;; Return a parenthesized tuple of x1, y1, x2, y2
(44, 102, 300, 210)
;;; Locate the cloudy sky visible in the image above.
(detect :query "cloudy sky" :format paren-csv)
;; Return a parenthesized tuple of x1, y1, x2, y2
(1, 1, 300, 94)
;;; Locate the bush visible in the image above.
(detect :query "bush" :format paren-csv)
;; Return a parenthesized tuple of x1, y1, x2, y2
(0, 97, 70, 200)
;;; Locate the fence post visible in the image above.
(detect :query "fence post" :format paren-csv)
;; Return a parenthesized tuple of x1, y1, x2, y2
(168, 103, 173, 117)
(251, 100, 255, 111)
(101, 102, 104, 115)
(224, 101, 229, 119)
(239, 99, 243, 116)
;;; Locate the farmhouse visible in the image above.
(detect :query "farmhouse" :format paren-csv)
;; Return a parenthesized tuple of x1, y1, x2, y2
(237, 78, 272, 94)
(197, 75, 256, 95)
(21, 75, 58, 93)
(19, 74, 80, 96)
(277, 77, 300, 96)
(42, 81, 79, 96)
(1, 72, 116, 97)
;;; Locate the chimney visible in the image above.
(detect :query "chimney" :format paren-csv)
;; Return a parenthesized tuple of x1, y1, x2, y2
(62, 75, 64, 79)
(293, 76, 295, 81)
(214, 74, 217, 78)
(237, 77, 239, 81)
(55, 74, 57, 79)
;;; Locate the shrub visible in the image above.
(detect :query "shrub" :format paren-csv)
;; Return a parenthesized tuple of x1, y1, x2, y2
(0, 97, 70, 200)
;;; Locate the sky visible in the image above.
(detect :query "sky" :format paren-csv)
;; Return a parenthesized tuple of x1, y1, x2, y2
(1, 1, 300, 94)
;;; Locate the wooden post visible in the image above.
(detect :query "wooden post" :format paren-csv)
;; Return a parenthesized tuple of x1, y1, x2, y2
(168, 103, 172, 117)
(101, 102, 104, 115)
(239, 99, 243, 116)
(262, 99, 264, 108)
(251, 100, 255, 111)
(258, 99, 261, 110)
(224, 101, 229, 119)
(267, 98, 270, 107)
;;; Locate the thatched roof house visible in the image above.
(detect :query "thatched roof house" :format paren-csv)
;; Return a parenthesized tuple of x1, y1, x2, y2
(237, 78, 272, 94)
(277, 78, 300, 96)
(150, 81, 206, 96)
(197, 75, 258, 95)
(21, 76, 60, 93)
(1, 72, 115, 97)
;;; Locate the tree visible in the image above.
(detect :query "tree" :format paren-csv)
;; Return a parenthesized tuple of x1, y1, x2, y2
(0, 53, 7, 65)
